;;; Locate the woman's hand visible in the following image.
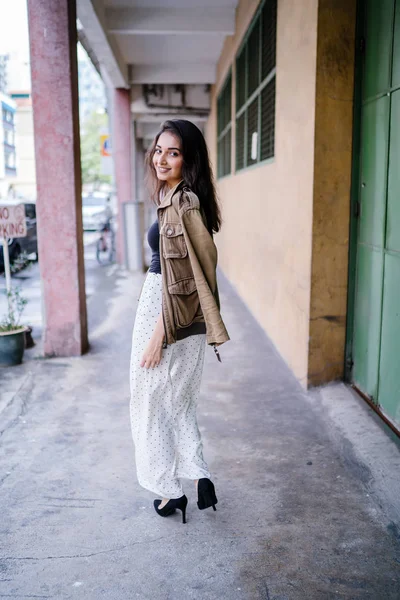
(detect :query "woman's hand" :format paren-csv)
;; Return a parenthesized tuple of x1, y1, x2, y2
(140, 336, 163, 368)
(140, 313, 165, 369)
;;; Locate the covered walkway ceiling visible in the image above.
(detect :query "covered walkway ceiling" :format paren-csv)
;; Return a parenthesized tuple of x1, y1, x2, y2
(77, 0, 239, 88)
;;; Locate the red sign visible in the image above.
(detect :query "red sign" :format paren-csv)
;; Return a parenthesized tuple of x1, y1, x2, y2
(0, 204, 27, 239)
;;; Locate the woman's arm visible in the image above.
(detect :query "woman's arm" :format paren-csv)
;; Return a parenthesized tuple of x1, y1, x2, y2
(180, 205, 230, 346)
(140, 313, 165, 368)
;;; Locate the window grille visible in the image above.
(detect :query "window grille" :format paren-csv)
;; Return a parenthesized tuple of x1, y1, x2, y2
(217, 72, 232, 178)
(235, 0, 277, 171)
(236, 113, 245, 171)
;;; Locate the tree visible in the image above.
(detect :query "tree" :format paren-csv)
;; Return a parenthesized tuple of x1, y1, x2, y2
(80, 111, 112, 188)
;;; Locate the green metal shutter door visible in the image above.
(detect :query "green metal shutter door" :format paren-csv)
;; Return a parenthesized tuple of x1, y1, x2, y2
(352, 97, 389, 397)
(351, 0, 400, 429)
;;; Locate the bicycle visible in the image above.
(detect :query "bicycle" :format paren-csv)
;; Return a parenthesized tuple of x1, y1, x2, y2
(96, 219, 115, 265)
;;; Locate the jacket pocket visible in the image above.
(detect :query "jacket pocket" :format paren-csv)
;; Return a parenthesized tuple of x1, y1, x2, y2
(168, 277, 200, 328)
(160, 222, 188, 259)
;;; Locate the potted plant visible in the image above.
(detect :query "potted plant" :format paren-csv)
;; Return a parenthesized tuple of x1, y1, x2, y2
(0, 286, 28, 367)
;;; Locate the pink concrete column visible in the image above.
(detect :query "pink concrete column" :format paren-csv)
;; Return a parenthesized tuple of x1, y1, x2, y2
(113, 89, 132, 265)
(27, 0, 88, 356)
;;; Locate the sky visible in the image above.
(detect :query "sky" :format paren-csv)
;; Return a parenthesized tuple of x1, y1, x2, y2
(0, 0, 30, 60)
(0, 0, 89, 91)
(0, 0, 31, 90)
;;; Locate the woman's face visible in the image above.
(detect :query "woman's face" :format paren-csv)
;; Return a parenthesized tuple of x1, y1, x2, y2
(152, 131, 184, 189)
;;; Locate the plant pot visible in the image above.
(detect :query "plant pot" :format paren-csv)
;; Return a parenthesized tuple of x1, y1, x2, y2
(0, 327, 28, 367)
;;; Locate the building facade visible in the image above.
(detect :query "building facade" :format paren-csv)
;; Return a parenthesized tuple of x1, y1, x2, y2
(26, 0, 400, 434)
(0, 55, 9, 93)
(10, 92, 36, 201)
(207, 0, 355, 389)
(205, 0, 399, 432)
(77, 44, 107, 126)
(0, 91, 17, 200)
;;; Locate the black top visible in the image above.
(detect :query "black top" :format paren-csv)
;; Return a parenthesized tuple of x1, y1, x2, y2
(148, 220, 161, 274)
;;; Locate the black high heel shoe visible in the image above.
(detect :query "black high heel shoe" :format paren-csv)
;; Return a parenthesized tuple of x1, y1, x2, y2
(153, 495, 188, 524)
(197, 478, 218, 511)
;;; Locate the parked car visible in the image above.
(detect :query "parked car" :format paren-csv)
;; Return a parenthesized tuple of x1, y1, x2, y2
(82, 194, 112, 231)
(0, 201, 38, 268)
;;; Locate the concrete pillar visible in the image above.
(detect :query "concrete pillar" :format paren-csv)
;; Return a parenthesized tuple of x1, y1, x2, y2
(27, 0, 88, 356)
(113, 88, 133, 265)
(307, 0, 357, 385)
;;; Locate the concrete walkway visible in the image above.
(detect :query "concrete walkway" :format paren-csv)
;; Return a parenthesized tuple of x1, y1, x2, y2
(0, 267, 399, 600)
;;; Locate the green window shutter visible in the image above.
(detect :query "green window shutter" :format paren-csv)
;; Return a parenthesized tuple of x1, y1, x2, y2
(235, 0, 277, 172)
(224, 133, 232, 177)
(217, 72, 232, 178)
(236, 47, 246, 112)
(236, 112, 246, 170)
(260, 77, 275, 161)
(217, 139, 223, 178)
(247, 16, 261, 97)
(246, 97, 259, 166)
(217, 96, 223, 137)
(225, 73, 232, 127)
(261, 0, 277, 80)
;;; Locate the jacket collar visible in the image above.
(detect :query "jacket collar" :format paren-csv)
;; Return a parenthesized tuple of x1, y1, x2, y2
(157, 180, 184, 210)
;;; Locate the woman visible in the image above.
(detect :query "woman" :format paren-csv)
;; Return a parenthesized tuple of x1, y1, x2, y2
(130, 119, 229, 524)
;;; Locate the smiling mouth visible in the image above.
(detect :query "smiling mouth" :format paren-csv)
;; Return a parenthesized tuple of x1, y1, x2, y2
(157, 167, 170, 173)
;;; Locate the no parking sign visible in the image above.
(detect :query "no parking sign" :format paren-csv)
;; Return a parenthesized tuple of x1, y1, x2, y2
(0, 203, 27, 293)
(0, 204, 27, 239)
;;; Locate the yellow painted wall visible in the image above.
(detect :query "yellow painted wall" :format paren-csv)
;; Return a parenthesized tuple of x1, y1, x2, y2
(308, 0, 357, 385)
(206, 0, 319, 385)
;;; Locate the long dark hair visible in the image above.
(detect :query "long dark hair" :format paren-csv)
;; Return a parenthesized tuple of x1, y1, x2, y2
(145, 119, 222, 234)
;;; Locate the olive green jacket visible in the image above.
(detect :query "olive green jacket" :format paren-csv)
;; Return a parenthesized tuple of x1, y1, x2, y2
(157, 181, 230, 348)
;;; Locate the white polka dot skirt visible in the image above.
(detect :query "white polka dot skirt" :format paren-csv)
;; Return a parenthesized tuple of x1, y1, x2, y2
(130, 272, 211, 499)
